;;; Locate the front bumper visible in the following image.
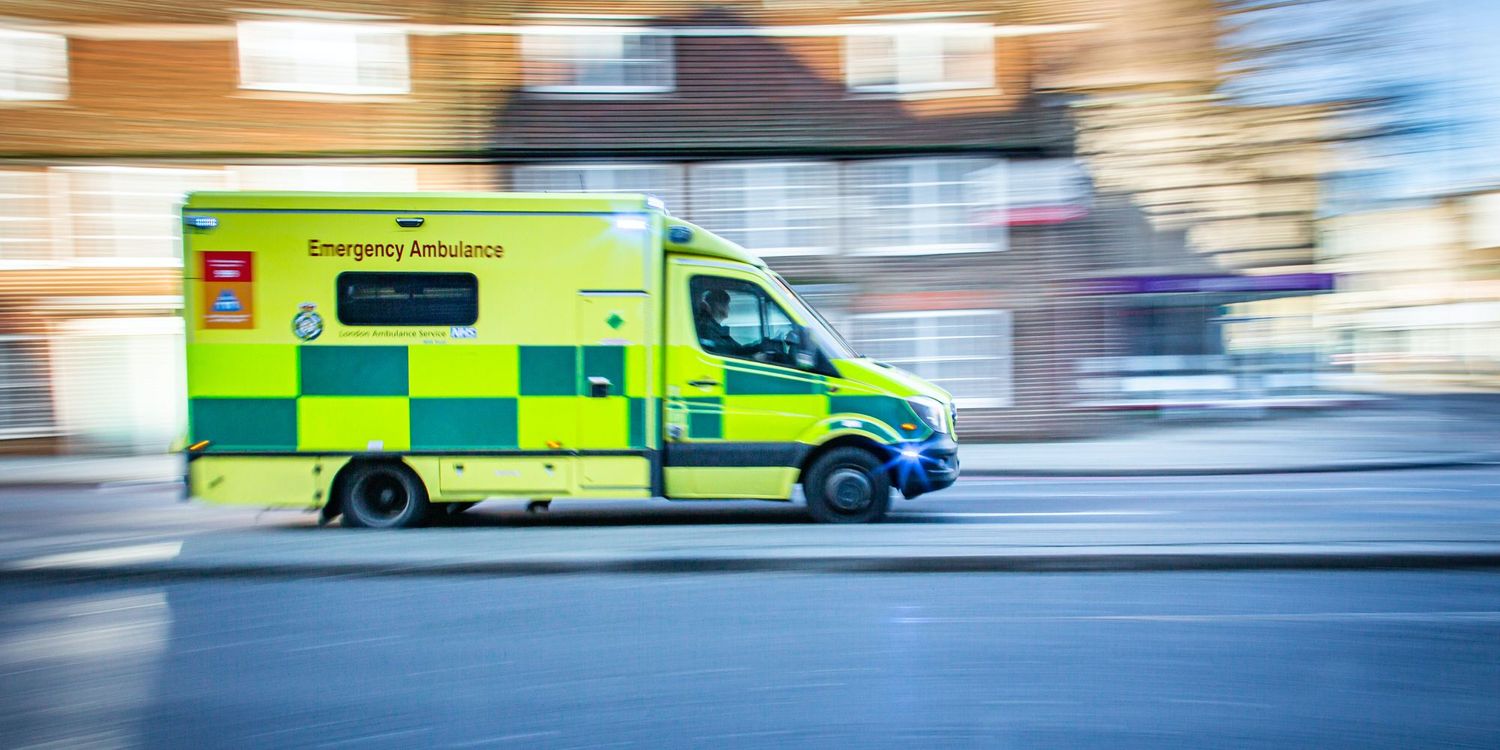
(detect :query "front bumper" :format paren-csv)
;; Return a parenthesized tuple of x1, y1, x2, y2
(894, 434, 960, 499)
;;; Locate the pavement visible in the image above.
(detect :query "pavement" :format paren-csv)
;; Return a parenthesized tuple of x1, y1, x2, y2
(2, 395, 1497, 487)
(964, 394, 1500, 475)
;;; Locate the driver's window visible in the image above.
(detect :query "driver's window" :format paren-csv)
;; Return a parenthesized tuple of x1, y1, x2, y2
(690, 275, 800, 368)
(764, 298, 795, 344)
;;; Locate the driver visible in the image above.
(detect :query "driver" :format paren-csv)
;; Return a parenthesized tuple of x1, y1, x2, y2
(695, 288, 758, 357)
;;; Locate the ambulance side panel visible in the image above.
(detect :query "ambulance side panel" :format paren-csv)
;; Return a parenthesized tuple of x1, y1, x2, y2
(185, 207, 659, 507)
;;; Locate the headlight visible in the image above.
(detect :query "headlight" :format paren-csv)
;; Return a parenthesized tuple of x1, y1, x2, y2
(907, 396, 949, 435)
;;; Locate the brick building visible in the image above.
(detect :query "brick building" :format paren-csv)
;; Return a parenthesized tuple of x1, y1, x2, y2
(0, 0, 1334, 451)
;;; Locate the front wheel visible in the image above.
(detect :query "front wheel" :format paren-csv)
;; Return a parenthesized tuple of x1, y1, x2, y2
(341, 462, 430, 529)
(803, 447, 891, 524)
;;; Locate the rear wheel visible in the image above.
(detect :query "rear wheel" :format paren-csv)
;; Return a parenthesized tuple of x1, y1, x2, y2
(341, 462, 429, 529)
(803, 447, 890, 524)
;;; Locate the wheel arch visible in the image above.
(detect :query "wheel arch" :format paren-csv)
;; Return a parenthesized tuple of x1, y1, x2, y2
(798, 433, 894, 488)
(319, 455, 427, 524)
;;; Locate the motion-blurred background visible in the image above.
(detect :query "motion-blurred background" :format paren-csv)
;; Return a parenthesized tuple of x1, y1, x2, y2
(2, 0, 1497, 453)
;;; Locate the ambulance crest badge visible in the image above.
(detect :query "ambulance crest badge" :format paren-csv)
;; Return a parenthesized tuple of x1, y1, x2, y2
(292, 302, 323, 342)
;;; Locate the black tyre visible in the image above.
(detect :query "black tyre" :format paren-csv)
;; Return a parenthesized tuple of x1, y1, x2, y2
(803, 447, 891, 524)
(340, 462, 430, 529)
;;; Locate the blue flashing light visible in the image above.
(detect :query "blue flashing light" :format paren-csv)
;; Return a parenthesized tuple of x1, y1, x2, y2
(884, 443, 932, 494)
(667, 225, 693, 244)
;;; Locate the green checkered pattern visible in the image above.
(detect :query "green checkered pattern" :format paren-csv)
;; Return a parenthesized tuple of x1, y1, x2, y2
(188, 344, 649, 452)
(668, 358, 925, 443)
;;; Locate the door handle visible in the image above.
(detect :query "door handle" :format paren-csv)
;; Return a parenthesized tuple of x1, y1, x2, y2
(688, 379, 719, 388)
(587, 376, 612, 398)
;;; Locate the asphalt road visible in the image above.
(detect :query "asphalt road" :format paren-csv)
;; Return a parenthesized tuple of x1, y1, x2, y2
(1, 467, 1499, 747)
(3, 571, 1499, 749)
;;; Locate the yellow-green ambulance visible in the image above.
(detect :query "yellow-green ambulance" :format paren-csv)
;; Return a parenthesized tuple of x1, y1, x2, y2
(182, 192, 959, 526)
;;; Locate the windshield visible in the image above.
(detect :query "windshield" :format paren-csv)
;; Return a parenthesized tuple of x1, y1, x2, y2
(769, 273, 860, 360)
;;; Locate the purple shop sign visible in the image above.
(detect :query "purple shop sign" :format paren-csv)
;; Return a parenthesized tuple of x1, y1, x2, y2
(1076, 273, 1337, 296)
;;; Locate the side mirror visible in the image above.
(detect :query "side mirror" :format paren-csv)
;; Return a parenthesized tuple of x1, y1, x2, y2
(793, 325, 817, 369)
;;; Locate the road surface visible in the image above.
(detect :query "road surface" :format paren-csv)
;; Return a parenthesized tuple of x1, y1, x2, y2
(2, 467, 1499, 748)
(3, 571, 1499, 748)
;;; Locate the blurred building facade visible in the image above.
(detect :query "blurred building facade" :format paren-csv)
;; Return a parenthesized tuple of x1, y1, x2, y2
(0, 0, 1370, 452)
(1319, 190, 1500, 392)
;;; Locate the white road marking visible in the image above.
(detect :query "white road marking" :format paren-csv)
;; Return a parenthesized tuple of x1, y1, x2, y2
(1180, 487, 1462, 494)
(95, 479, 184, 492)
(896, 611, 1500, 624)
(946, 485, 1465, 496)
(444, 731, 562, 746)
(892, 510, 1174, 518)
(3, 541, 182, 571)
(316, 729, 429, 747)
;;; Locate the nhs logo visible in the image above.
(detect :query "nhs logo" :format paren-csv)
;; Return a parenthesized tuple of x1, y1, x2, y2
(450, 326, 477, 339)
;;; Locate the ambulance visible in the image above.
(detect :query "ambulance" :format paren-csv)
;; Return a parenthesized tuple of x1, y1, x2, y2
(182, 192, 959, 526)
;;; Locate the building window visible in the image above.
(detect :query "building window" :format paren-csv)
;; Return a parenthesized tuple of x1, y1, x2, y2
(0, 171, 54, 260)
(0, 27, 67, 101)
(849, 309, 1012, 408)
(337, 272, 479, 327)
(1003, 159, 1091, 225)
(844, 158, 1004, 253)
(688, 162, 839, 256)
(0, 337, 56, 440)
(511, 164, 685, 213)
(846, 25, 993, 95)
(237, 20, 409, 95)
(522, 29, 673, 94)
(61, 167, 226, 261)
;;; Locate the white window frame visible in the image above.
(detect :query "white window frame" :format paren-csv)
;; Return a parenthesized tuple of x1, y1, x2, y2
(510, 163, 686, 213)
(521, 27, 674, 95)
(58, 166, 227, 264)
(850, 309, 1013, 408)
(237, 20, 410, 96)
(845, 24, 994, 96)
(0, 27, 68, 101)
(687, 161, 840, 257)
(0, 170, 56, 262)
(844, 157, 1006, 255)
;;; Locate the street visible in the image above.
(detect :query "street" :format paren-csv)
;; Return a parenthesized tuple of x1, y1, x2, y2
(2, 466, 1500, 748)
(6, 464, 1500, 544)
(3, 572, 1499, 748)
